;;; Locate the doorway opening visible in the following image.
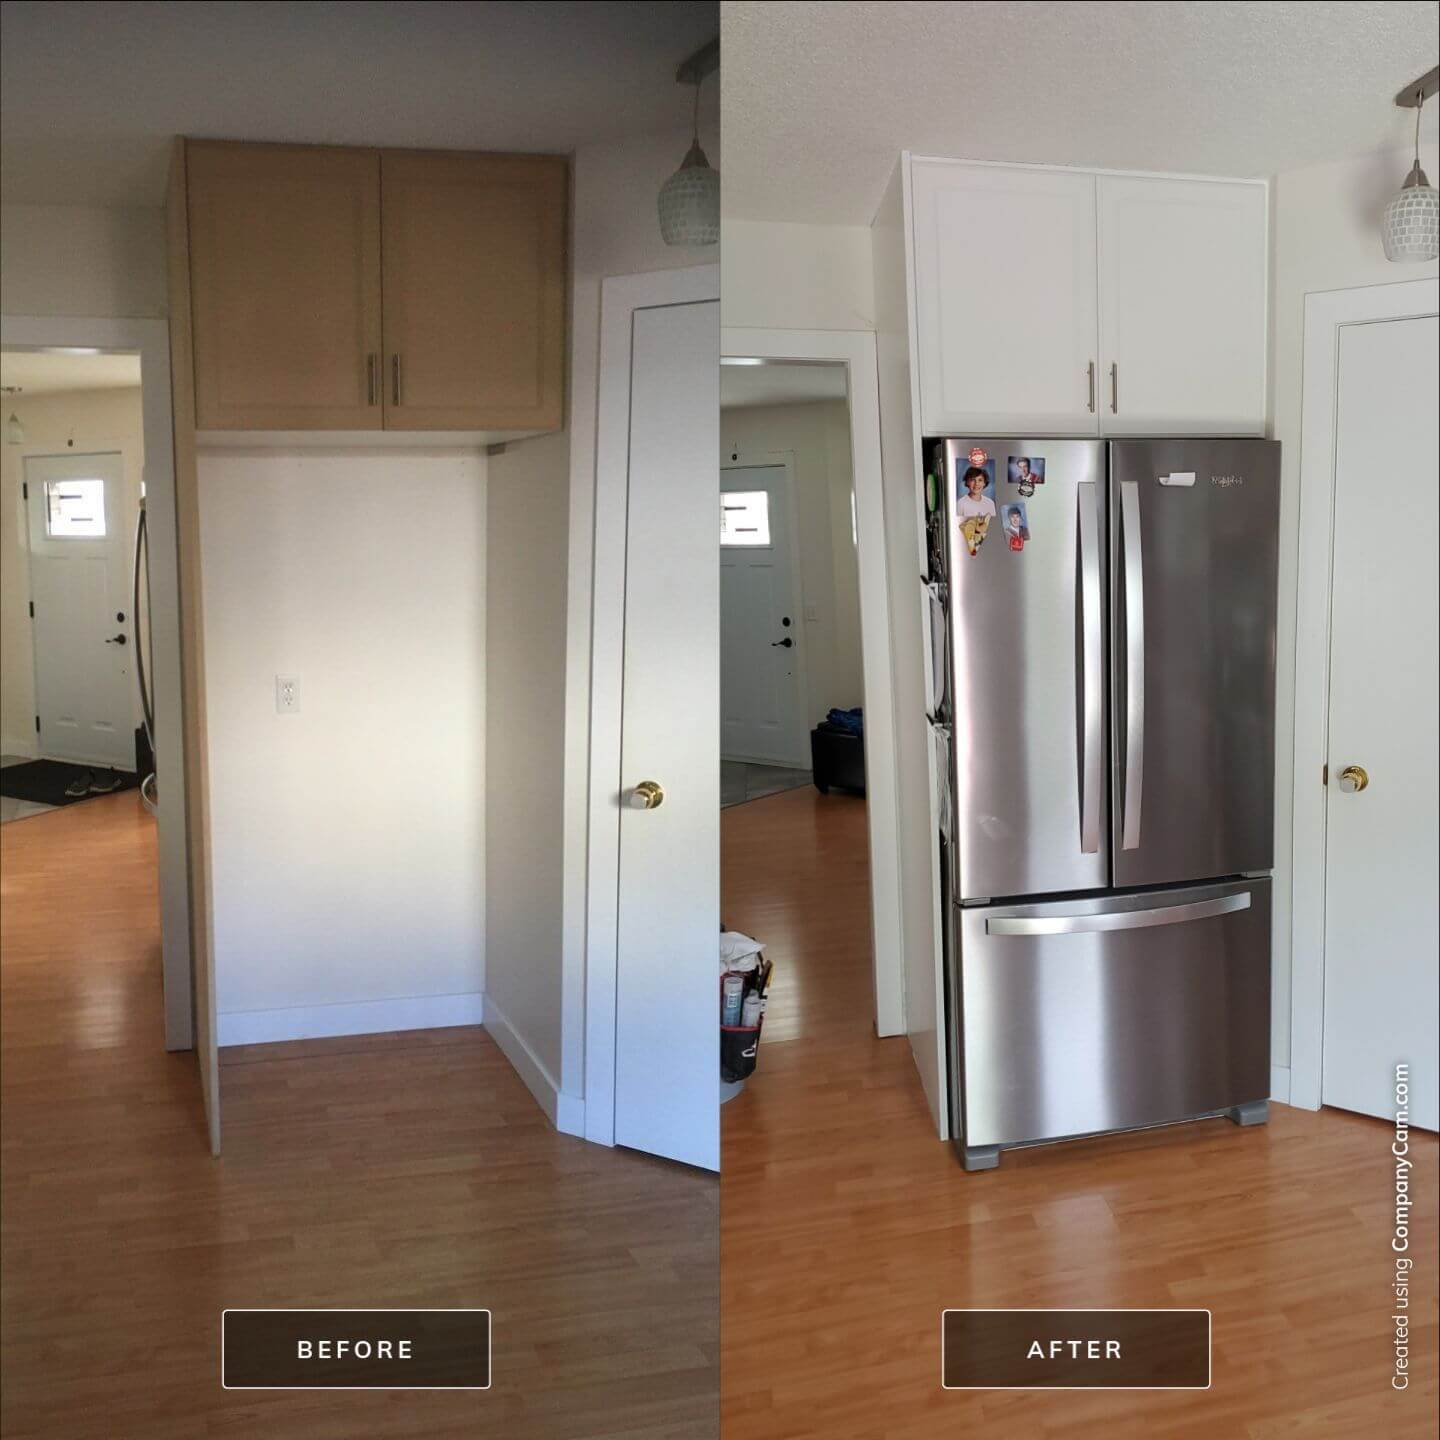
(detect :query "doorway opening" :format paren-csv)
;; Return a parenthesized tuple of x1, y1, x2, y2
(1, 351, 149, 814)
(718, 356, 882, 1102)
(0, 321, 192, 1065)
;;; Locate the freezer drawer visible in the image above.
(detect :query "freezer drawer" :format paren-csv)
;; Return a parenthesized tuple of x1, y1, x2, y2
(953, 879, 1270, 1153)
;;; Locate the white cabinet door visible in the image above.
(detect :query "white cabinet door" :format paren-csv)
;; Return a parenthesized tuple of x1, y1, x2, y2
(911, 161, 1100, 436)
(1098, 176, 1267, 435)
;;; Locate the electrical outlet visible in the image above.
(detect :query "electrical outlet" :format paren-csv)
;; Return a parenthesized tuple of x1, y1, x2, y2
(275, 676, 300, 714)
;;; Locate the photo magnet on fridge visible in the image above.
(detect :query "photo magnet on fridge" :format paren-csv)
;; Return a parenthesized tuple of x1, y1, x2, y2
(1002, 501, 1030, 552)
(957, 460, 997, 556)
(1007, 455, 1045, 497)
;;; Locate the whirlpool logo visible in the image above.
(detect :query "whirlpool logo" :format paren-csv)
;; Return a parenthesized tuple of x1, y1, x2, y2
(1210, 473, 1245, 488)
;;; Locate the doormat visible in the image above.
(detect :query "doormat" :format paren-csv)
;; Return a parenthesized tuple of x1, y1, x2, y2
(0, 760, 140, 808)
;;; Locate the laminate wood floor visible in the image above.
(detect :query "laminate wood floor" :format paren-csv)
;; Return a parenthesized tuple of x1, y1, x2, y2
(1, 793, 718, 1439)
(720, 784, 1438, 1439)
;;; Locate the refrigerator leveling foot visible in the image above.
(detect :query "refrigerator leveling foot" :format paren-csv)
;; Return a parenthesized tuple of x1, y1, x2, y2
(1227, 1100, 1269, 1127)
(959, 1144, 1001, 1172)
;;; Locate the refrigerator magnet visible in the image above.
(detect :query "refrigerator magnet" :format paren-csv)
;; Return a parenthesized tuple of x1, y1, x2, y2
(1001, 501, 1030, 552)
(967, 446, 990, 468)
(1007, 455, 1044, 498)
(957, 461, 997, 556)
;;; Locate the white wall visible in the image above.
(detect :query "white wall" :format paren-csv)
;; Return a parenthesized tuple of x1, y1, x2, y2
(199, 448, 487, 1045)
(720, 400, 863, 728)
(0, 386, 146, 756)
(1267, 142, 1439, 1076)
(485, 428, 571, 1091)
(0, 204, 167, 317)
(721, 220, 875, 331)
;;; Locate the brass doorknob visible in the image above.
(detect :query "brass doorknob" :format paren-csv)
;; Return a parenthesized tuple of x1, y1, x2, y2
(1338, 765, 1369, 793)
(629, 780, 665, 810)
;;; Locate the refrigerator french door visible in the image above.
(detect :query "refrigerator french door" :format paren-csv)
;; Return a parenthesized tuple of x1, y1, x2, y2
(931, 436, 1281, 1169)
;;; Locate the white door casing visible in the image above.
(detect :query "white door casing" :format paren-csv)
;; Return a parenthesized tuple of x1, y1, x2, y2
(24, 451, 135, 769)
(1319, 314, 1439, 1129)
(1290, 277, 1440, 1124)
(585, 265, 720, 1170)
(720, 460, 809, 767)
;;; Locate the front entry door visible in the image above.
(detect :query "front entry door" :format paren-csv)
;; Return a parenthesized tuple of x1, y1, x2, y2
(720, 464, 807, 766)
(1321, 314, 1439, 1130)
(24, 452, 135, 769)
(613, 297, 720, 1171)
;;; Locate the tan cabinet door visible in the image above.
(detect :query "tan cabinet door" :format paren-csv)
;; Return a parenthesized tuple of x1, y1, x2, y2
(186, 142, 383, 430)
(380, 151, 567, 432)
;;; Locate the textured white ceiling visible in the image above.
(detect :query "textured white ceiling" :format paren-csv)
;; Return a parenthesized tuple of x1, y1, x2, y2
(721, 361, 848, 408)
(722, 0, 1440, 223)
(0, 0, 719, 206)
(0, 351, 142, 395)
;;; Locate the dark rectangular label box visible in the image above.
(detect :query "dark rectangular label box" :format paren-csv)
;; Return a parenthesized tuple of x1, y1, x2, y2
(222, 1309, 491, 1390)
(942, 1309, 1210, 1390)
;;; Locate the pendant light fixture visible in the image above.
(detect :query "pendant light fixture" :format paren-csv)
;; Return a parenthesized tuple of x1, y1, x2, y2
(659, 38, 720, 248)
(1382, 68, 1439, 264)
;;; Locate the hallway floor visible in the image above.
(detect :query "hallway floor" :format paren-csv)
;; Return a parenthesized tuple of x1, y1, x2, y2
(719, 784, 1438, 1440)
(0, 794, 717, 1439)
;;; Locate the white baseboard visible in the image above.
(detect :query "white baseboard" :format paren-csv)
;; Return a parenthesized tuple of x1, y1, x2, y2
(1, 736, 39, 761)
(217, 991, 485, 1047)
(483, 992, 584, 1136)
(1270, 1064, 1291, 1105)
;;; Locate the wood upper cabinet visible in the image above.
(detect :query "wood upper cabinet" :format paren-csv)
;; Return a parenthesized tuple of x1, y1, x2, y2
(380, 151, 567, 431)
(1097, 175, 1267, 435)
(181, 141, 567, 434)
(186, 142, 384, 430)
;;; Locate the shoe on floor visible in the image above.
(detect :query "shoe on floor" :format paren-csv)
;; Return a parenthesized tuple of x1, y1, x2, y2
(88, 771, 124, 794)
(64, 771, 94, 798)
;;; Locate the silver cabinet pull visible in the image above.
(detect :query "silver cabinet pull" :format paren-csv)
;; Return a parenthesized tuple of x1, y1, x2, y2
(391, 354, 401, 407)
(987, 891, 1251, 936)
(1076, 481, 1102, 853)
(1119, 479, 1145, 850)
(1110, 362, 1119, 414)
(367, 353, 377, 407)
(1087, 361, 1096, 414)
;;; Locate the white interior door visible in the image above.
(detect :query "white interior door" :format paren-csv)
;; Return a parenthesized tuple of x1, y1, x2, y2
(720, 463, 807, 766)
(613, 297, 720, 1171)
(1321, 314, 1439, 1130)
(24, 452, 135, 769)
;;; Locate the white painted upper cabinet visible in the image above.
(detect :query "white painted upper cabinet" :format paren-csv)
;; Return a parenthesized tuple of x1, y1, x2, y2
(1097, 175, 1267, 435)
(911, 161, 1101, 436)
(906, 159, 1268, 437)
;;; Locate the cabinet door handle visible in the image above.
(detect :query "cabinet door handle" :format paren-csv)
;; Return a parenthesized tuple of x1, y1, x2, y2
(367, 354, 378, 407)
(391, 354, 402, 407)
(1087, 360, 1096, 414)
(1110, 362, 1119, 414)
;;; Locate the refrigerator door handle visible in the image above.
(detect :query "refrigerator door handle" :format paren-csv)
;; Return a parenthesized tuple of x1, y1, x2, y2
(1077, 482, 1102, 853)
(1119, 479, 1145, 850)
(986, 891, 1251, 936)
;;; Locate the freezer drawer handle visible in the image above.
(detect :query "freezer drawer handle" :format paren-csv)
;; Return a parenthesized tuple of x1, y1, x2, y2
(985, 891, 1251, 936)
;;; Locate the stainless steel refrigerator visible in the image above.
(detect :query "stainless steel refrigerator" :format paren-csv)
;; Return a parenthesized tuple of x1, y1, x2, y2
(925, 437, 1280, 1170)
